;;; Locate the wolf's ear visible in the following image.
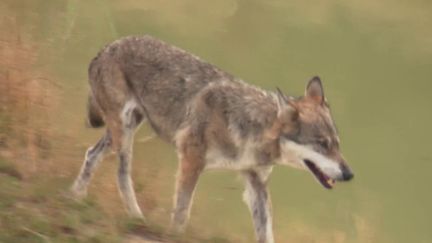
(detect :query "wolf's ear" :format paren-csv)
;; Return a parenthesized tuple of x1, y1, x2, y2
(276, 87, 298, 121)
(305, 76, 325, 104)
(276, 87, 289, 107)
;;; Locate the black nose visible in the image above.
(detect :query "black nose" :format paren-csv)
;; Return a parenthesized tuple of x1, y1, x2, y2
(342, 170, 354, 181)
(340, 164, 354, 181)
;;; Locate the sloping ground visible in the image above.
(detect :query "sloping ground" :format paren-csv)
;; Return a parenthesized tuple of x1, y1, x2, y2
(1, 156, 233, 242)
(0, 157, 175, 243)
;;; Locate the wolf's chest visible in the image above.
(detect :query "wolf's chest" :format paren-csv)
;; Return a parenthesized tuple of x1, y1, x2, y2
(204, 142, 262, 170)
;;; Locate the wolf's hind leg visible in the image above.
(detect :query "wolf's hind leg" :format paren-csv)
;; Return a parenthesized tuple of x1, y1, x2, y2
(71, 131, 111, 199)
(112, 100, 145, 219)
(242, 169, 274, 243)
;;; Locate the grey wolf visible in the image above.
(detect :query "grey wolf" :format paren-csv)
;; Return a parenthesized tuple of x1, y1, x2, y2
(71, 35, 354, 243)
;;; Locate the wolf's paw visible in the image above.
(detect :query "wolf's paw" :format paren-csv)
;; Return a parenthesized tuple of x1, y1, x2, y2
(127, 206, 146, 221)
(69, 185, 88, 201)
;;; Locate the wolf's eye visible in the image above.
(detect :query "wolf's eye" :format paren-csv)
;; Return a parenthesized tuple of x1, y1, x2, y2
(318, 139, 330, 150)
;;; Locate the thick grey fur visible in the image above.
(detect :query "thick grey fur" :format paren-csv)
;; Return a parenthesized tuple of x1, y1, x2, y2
(71, 35, 353, 243)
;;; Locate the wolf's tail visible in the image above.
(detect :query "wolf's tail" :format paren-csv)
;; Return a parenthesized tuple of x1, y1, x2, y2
(87, 93, 105, 128)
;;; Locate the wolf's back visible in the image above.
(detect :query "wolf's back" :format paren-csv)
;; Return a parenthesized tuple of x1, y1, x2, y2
(84, 35, 237, 137)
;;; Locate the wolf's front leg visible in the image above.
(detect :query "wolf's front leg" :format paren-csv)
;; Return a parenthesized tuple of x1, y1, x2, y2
(170, 147, 204, 233)
(242, 169, 274, 243)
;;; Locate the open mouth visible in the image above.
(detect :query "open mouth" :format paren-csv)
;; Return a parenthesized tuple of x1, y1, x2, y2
(304, 159, 335, 189)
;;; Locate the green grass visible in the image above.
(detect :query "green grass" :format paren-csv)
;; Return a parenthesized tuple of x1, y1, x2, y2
(0, 158, 22, 180)
(0, 157, 232, 243)
(0, 158, 119, 243)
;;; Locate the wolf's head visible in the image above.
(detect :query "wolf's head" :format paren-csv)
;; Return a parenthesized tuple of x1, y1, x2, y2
(274, 76, 353, 189)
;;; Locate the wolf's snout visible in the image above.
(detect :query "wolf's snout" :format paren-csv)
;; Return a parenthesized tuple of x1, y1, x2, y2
(342, 170, 354, 181)
(339, 164, 354, 181)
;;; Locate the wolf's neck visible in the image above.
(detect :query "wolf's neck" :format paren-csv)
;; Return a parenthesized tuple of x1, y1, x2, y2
(218, 81, 279, 138)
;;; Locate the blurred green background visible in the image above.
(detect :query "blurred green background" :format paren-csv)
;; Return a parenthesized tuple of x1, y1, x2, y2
(1, 0, 431, 242)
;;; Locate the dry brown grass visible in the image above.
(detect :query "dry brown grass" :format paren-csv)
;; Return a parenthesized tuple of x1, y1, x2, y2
(0, 14, 60, 179)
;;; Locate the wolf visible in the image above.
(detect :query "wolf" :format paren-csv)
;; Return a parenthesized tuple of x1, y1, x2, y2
(71, 35, 354, 243)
